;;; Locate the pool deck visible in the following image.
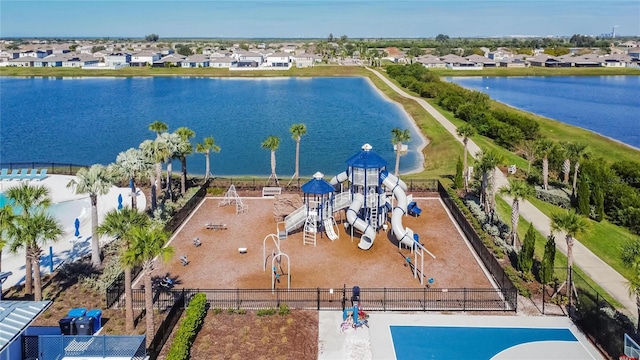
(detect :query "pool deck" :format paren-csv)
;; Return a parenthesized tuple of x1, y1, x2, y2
(319, 312, 604, 360)
(0, 175, 146, 290)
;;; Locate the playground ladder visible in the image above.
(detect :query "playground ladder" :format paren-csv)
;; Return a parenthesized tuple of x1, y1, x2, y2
(236, 198, 248, 214)
(369, 188, 378, 230)
(219, 184, 238, 207)
(303, 214, 317, 246)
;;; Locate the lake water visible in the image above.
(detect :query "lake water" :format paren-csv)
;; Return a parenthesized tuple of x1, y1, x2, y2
(445, 76, 640, 149)
(0, 77, 424, 177)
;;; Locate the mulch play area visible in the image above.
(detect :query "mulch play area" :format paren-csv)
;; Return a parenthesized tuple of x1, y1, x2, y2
(150, 196, 493, 290)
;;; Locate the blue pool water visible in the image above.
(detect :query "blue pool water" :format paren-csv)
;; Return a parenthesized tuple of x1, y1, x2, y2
(445, 76, 640, 148)
(390, 325, 577, 359)
(0, 193, 90, 230)
(0, 77, 424, 176)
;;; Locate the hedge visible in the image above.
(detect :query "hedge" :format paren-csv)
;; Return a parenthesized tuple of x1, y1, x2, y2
(166, 293, 208, 360)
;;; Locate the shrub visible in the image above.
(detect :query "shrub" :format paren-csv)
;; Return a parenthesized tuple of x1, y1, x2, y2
(517, 223, 536, 274)
(540, 235, 557, 284)
(257, 308, 277, 316)
(535, 186, 571, 209)
(277, 304, 290, 316)
(503, 265, 531, 297)
(166, 293, 208, 360)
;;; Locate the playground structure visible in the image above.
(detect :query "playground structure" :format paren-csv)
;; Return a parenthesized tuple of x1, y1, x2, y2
(219, 184, 248, 214)
(262, 234, 290, 291)
(273, 144, 435, 285)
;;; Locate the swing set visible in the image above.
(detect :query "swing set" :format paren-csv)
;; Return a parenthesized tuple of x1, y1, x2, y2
(262, 234, 290, 291)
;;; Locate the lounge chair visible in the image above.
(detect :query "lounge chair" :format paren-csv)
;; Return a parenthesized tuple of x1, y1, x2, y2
(5, 169, 19, 181)
(33, 168, 48, 181)
(12, 169, 29, 181)
(22, 169, 37, 181)
(0, 169, 8, 181)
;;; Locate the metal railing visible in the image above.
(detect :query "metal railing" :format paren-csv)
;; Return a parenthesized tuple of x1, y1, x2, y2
(147, 290, 186, 360)
(0, 162, 89, 175)
(25, 335, 146, 360)
(109, 286, 515, 313)
(437, 181, 518, 310)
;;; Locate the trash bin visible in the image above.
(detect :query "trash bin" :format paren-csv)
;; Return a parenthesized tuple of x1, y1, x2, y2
(86, 309, 102, 333)
(67, 307, 87, 318)
(73, 316, 94, 335)
(59, 316, 75, 335)
(351, 286, 361, 304)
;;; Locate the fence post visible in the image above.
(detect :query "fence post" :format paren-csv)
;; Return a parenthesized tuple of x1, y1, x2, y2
(383, 288, 386, 311)
(568, 266, 573, 306)
(463, 288, 467, 312)
(341, 285, 346, 311)
(276, 288, 280, 308)
(317, 288, 320, 311)
(236, 288, 240, 310)
(542, 284, 545, 315)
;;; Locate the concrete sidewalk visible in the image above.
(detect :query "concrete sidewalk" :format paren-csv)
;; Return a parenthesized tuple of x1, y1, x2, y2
(366, 67, 637, 319)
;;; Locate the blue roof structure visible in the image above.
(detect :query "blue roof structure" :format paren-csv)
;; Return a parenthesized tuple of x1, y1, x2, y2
(301, 172, 335, 194)
(345, 144, 387, 169)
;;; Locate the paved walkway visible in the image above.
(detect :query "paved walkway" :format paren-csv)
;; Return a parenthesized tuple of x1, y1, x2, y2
(366, 67, 637, 319)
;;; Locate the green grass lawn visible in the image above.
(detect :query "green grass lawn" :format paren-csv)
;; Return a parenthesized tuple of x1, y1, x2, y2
(526, 197, 639, 282)
(495, 197, 623, 308)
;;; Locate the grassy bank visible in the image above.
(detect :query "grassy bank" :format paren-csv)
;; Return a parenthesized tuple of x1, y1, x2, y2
(431, 67, 640, 77)
(494, 197, 622, 308)
(0, 65, 367, 78)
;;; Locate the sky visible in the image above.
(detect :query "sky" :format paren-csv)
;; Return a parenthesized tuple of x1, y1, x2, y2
(1, 0, 639, 38)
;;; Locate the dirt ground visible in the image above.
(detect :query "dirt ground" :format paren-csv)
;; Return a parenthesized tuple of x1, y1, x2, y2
(151, 196, 492, 290)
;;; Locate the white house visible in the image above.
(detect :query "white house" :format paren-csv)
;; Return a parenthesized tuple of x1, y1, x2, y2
(293, 54, 314, 68)
(487, 50, 513, 61)
(19, 50, 47, 58)
(210, 56, 237, 68)
(415, 55, 446, 68)
(265, 52, 291, 67)
(237, 51, 264, 64)
(130, 51, 161, 66)
(181, 54, 210, 68)
(62, 54, 100, 67)
(104, 52, 131, 66)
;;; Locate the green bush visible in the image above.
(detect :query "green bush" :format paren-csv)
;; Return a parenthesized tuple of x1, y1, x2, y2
(257, 308, 276, 316)
(535, 186, 571, 208)
(503, 265, 531, 297)
(277, 304, 290, 316)
(166, 293, 208, 360)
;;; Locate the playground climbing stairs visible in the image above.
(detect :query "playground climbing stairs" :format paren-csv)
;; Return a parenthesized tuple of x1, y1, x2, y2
(303, 214, 317, 246)
(218, 184, 248, 214)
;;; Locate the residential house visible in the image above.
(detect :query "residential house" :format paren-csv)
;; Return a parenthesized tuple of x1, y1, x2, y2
(266, 52, 291, 67)
(628, 48, 640, 59)
(155, 53, 185, 67)
(619, 41, 638, 48)
(527, 54, 568, 67)
(62, 54, 100, 67)
(210, 56, 237, 68)
(466, 54, 497, 68)
(480, 47, 491, 57)
(559, 54, 601, 67)
(19, 49, 48, 58)
(440, 54, 482, 70)
(181, 54, 210, 68)
(7, 57, 35, 66)
(33, 53, 71, 67)
(0, 50, 20, 62)
(130, 51, 161, 66)
(237, 51, 264, 65)
(293, 53, 314, 68)
(415, 55, 446, 68)
(104, 52, 131, 66)
(487, 49, 512, 61)
(602, 54, 632, 67)
(499, 57, 528, 68)
(281, 44, 297, 54)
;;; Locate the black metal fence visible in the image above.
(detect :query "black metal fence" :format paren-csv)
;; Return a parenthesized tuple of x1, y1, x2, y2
(208, 177, 439, 193)
(109, 286, 515, 312)
(105, 267, 143, 309)
(437, 181, 518, 310)
(147, 290, 186, 360)
(0, 162, 89, 175)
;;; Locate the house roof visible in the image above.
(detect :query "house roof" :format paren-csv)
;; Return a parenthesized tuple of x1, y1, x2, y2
(268, 52, 290, 58)
(466, 54, 495, 64)
(210, 57, 236, 63)
(0, 300, 52, 351)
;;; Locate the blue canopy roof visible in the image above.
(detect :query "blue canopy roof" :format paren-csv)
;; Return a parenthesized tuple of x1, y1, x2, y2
(301, 177, 335, 195)
(345, 144, 387, 169)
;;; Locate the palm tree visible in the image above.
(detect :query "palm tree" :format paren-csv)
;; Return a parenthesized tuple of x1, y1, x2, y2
(456, 124, 476, 191)
(10, 212, 62, 301)
(175, 127, 195, 194)
(517, 140, 537, 175)
(476, 149, 504, 214)
(114, 148, 152, 210)
(0, 206, 16, 272)
(498, 179, 535, 248)
(261, 136, 281, 186)
(391, 128, 411, 177)
(122, 225, 173, 346)
(67, 164, 113, 267)
(551, 210, 591, 304)
(98, 208, 150, 333)
(5, 183, 52, 296)
(148, 120, 168, 138)
(160, 132, 182, 196)
(195, 136, 221, 181)
(140, 139, 170, 209)
(621, 239, 640, 333)
(567, 143, 589, 193)
(535, 139, 557, 191)
(288, 123, 307, 186)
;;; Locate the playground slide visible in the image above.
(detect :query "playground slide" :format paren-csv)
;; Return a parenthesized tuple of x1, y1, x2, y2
(346, 193, 377, 250)
(283, 205, 307, 233)
(381, 172, 417, 249)
(329, 171, 348, 188)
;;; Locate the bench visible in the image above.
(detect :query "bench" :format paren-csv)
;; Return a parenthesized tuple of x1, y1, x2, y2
(205, 223, 227, 230)
(508, 164, 517, 174)
(262, 187, 282, 197)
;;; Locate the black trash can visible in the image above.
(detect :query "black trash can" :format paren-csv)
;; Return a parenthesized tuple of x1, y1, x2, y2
(59, 316, 75, 335)
(351, 286, 361, 305)
(73, 316, 94, 335)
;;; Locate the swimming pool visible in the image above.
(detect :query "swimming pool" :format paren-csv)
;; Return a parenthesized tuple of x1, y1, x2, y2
(390, 325, 595, 360)
(0, 193, 90, 231)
